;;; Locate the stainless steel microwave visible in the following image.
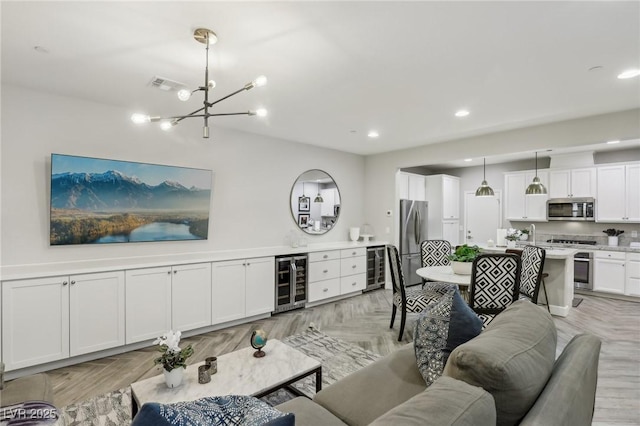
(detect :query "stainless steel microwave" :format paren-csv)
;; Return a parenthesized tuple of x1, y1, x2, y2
(547, 198, 595, 221)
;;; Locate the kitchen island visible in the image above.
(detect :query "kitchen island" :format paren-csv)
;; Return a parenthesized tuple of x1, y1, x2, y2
(477, 244, 577, 317)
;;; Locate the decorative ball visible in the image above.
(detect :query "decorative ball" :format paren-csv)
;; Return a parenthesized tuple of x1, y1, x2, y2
(251, 329, 268, 358)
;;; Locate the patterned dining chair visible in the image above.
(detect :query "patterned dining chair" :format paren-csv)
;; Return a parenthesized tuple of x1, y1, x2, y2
(419, 240, 452, 288)
(469, 253, 521, 329)
(387, 245, 452, 341)
(506, 246, 549, 312)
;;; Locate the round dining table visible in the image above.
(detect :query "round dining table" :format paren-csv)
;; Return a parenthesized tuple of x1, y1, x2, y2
(416, 265, 471, 300)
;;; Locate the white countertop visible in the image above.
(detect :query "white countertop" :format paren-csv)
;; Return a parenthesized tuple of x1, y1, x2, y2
(0, 240, 389, 281)
(476, 244, 577, 259)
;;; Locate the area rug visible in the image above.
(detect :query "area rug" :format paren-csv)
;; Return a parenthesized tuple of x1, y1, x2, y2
(53, 328, 381, 425)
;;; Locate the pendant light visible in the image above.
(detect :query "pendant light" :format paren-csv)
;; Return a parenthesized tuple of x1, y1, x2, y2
(314, 192, 324, 203)
(475, 158, 495, 197)
(525, 152, 547, 195)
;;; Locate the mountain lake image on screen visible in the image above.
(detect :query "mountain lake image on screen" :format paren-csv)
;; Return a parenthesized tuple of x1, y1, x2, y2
(49, 154, 213, 245)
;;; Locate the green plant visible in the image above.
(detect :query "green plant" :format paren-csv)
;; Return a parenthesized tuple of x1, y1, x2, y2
(505, 228, 522, 241)
(153, 330, 194, 372)
(603, 229, 624, 237)
(448, 244, 481, 263)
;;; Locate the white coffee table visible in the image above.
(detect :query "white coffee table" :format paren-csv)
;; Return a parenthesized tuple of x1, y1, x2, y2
(130, 339, 322, 416)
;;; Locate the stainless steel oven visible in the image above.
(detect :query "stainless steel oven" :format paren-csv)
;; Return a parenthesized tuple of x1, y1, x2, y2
(574, 252, 593, 290)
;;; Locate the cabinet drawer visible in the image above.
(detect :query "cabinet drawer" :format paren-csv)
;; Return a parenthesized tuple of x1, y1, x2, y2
(340, 273, 366, 294)
(308, 278, 341, 302)
(309, 250, 340, 263)
(308, 259, 340, 283)
(340, 256, 366, 277)
(595, 251, 626, 260)
(341, 248, 366, 258)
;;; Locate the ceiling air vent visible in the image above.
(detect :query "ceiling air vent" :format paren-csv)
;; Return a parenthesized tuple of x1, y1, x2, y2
(149, 76, 186, 92)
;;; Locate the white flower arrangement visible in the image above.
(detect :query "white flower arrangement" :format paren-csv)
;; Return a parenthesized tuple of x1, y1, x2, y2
(505, 228, 523, 242)
(153, 330, 194, 372)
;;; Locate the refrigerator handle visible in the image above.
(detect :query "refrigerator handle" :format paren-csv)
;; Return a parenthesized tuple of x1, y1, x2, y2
(290, 261, 297, 303)
(414, 209, 421, 246)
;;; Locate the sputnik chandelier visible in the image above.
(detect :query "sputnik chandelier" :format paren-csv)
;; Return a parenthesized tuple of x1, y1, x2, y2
(131, 28, 267, 138)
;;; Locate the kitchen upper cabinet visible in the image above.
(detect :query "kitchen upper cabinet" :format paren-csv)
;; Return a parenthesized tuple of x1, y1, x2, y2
(548, 168, 596, 198)
(596, 163, 640, 222)
(442, 220, 460, 246)
(398, 172, 426, 201)
(593, 251, 626, 294)
(172, 263, 213, 332)
(125, 267, 172, 344)
(2, 276, 70, 370)
(320, 188, 337, 217)
(442, 176, 460, 219)
(212, 257, 274, 324)
(504, 170, 549, 221)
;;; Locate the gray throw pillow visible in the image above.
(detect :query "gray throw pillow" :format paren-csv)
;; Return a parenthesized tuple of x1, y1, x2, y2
(414, 285, 483, 386)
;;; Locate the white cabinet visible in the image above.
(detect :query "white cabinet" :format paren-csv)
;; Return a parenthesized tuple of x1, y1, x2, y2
(212, 257, 274, 324)
(548, 168, 596, 198)
(339, 248, 367, 294)
(2, 271, 124, 370)
(171, 263, 213, 332)
(398, 172, 426, 201)
(426, 175, 461, 245)
(625, 253, 640, 297)
(597, 164, 640, 222)
(504, 170, 549, 221)
(2, 276, 70, 370)
(442, 220, 460, 246)
(308, 249, 366, 303)
(70, 271, 125, 357)
(125, 267, 173, 344)
(593, 251, 626, 294)
(125, 263, 211, 342)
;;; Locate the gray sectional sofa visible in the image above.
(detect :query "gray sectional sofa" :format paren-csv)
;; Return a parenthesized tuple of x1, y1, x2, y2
(276, 300, 602, 425)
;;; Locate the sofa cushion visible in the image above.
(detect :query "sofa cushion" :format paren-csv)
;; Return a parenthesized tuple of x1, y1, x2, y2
(131, 395, 295, 426)
(276, 397, 347, 426)
(414, 285, 482, 385)
(370, 376, 496, 426)
(314, 343, 426, 426)
(443, 300, 557, 426)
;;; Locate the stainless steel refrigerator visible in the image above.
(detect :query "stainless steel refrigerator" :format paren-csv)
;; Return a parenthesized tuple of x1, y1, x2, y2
(399, 199, 429, 287)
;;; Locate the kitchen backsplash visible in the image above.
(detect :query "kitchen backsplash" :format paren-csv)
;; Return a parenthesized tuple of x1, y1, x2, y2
(507, 221, 640, 247)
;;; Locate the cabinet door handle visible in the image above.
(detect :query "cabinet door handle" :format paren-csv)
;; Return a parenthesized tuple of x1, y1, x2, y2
(352, 251, 356, 255)
(173, 270, 177, 274)
(352, 265, 357, 269)
(323, 255, 328, 259)
(323, 288, 328, 292)
(323, 269, 328, 273)
(352, 282, 357, 286)
(70, 280, 76, 285)
(63, 281, 68, 286)
(247, 263, 250, 266)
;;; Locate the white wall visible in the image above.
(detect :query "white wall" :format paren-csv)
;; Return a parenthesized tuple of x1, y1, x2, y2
(0, 85, 365, 272)
(364, 109, 640, 246)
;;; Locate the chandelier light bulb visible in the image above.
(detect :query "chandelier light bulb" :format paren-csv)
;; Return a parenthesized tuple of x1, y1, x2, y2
(367, 131, 379, 138)
(208, 80, 216, 89)
(160, 121, 174, 131)
(253, 75, 268, 87)
(256, 108, 268, 117)
(455, 109, 470, 117)
(177, 89, 191, 102)
(131, 113, 151, 124)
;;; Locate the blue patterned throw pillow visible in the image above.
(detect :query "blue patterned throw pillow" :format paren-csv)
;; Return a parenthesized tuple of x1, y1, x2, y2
(414, 285, 482, 386)
(131, 395, 295, 426)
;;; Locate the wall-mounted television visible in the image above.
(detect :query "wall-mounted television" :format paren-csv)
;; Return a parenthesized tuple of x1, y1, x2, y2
(50, 154, 212, 245)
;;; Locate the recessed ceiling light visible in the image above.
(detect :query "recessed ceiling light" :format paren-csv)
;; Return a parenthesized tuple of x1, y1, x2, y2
(367, 131, 379, 138)
(455, 110, 470, 118)
(464, 158, 472, 162)
(617, 69, 640, 79)
(606, 140, 620, 144)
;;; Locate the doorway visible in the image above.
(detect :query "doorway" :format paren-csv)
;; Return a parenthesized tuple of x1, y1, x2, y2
(463, 191, 502, 246)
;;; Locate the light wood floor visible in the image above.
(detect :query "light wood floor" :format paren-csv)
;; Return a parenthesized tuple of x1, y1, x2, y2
(47, 290, 639, 425)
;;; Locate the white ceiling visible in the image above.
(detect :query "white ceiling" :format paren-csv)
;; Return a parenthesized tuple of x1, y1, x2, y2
(2, 1, 639, 155)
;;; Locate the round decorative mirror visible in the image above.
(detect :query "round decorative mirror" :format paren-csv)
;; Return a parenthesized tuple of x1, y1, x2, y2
(290, 169, 341, 235)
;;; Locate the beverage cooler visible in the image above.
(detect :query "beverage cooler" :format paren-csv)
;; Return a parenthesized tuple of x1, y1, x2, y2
(365, 245, 386, 291)
(274, 254, 308, 313)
